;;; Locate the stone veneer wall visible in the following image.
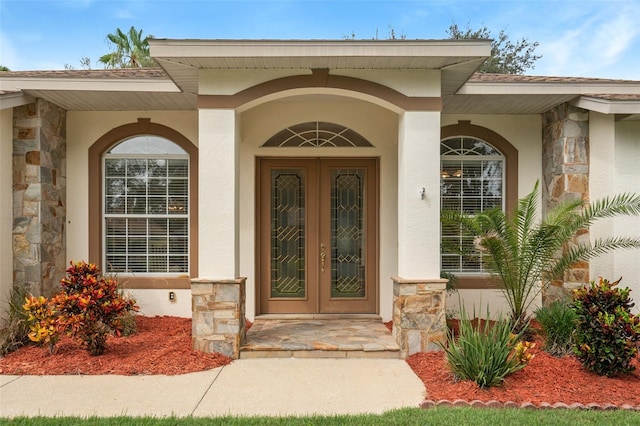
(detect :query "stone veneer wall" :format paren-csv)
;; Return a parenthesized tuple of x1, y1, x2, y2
(13, 99, 67, 297)
(191, 278, 246, 358)
(541, 103, 590, 305)
(391, 277, 447, 357)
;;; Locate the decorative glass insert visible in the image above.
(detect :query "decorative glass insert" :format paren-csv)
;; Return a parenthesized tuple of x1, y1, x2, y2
(270, 170, 306, 298)
(331, 168, 366, 298)
(104, 136, 189, 274)
(440, 137, 504, 273)
(263, 122, 373, 147)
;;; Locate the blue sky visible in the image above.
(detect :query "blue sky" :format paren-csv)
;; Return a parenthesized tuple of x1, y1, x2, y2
(1, 0, 639, 79)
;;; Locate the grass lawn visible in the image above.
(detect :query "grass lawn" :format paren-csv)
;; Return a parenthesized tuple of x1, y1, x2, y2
(4, 407, 640, 425)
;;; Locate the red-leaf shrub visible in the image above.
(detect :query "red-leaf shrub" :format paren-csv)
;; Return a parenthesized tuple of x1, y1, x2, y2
(24, 261, 138, 356)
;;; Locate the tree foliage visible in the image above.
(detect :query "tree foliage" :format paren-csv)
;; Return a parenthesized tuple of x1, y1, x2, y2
(447, 23, 541, 74)
(98, 26, 155, 68)
(441, 181, 640, 329)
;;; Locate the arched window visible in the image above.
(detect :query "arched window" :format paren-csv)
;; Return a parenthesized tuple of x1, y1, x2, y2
(262, 122, 373, 147)
(103, 136, 189, 274)
(440, 137, 504, 273)
(88, 119, 198, 288)
(440, 121, 518, 288)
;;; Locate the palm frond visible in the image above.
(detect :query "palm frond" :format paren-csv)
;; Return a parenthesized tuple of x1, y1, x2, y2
(440, 179, 640, 327)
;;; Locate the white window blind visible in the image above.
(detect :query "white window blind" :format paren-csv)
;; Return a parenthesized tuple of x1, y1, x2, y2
(103, 136, 189, 274)
(440, 137, 504, 273)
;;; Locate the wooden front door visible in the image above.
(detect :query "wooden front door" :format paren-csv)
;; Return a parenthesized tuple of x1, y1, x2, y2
(258, 158, 378, 314)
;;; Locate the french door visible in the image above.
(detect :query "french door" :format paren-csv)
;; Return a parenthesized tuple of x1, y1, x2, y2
(258, 158, 378, 314)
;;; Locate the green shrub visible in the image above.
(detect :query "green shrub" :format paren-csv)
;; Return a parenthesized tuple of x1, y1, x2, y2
(535, 301, 577, 357)
(0, 285, 31, 356)
(571, 277, 640, 377)
(440, 307, 534, 388)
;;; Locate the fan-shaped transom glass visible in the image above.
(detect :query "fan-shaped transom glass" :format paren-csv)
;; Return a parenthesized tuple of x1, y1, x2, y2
(109, 135, 187, 155)
(263, 122, 373, 148)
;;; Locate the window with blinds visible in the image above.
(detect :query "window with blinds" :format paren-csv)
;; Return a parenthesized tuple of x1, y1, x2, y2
(103, 136, 189, 274)
(440, 136, 505, 273)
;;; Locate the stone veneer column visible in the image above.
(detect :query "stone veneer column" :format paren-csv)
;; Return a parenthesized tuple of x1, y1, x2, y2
(12, 99, 67, 297)
(541, 103, 590, 305)
(191, 278, 246, 358)
(392, 277, 447, 357)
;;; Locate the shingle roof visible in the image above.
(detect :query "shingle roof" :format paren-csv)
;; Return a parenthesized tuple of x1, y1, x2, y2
(3, 69, 638, 85)
(0, 68, 168, 79)
(582, 93, 640, 101)
(468, 73, 639, 84)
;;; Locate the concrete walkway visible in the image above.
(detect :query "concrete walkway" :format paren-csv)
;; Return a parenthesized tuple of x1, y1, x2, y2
(0, 358, 425, 418)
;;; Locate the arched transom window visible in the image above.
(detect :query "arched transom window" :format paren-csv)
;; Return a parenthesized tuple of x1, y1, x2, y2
(440, 136, 505, 273)
(262, 122, 372, 147)
(103, 135, 189, 274)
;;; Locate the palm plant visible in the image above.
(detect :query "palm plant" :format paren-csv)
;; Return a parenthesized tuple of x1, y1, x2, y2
(98, 26, 155, 68)
(441, 180, 640, 329)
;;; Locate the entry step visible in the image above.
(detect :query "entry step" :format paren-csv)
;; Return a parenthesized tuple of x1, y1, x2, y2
(240, 318, 400, 359)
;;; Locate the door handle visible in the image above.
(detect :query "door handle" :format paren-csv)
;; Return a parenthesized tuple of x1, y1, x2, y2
(320, 243, 326, 273)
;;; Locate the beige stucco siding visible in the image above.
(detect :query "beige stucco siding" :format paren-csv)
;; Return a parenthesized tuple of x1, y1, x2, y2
(0, 108, 13, 324)
(333, 70, 441, 97)
(590, 114, 640, 312)
(66, 111, 198, 317)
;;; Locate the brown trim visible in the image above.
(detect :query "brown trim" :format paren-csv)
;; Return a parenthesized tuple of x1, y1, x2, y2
(198, 69, 442, 111)
(440, 120, 519, 290)
(451, 276, 502, 290)
(441, 120, 518, 213)
(118, 276, 192, 290)
(88, 118, 199, 288)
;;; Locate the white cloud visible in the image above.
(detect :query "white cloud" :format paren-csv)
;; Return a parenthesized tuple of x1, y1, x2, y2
(533, 2, 640, 78)
(590, 8, 639, 66)
(0, 32, 19, 69)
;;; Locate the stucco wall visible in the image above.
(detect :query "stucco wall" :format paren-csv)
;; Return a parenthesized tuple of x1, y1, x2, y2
(239, 97, 399, 320)
(66, 111, 198, 317)
(590, 114, 640, 312)
(441, 114, 543, 318)
(0, 108, 13, 323)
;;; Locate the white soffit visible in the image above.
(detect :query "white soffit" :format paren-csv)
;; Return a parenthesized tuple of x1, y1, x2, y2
(0, 73, 196, 111)
(446, 77, 640, 114)
(149, 39, 492, 95)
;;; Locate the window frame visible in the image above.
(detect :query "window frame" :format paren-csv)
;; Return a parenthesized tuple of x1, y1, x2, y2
(88, 118, 198, 289)
(102, 141, 190, 276)
(440, 121, 518, 289)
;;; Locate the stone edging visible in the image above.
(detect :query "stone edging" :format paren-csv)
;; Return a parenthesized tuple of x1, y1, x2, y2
(420, 399, 640, 411)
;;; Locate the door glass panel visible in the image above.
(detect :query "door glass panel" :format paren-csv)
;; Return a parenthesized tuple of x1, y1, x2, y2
(330, 168, 366, 298)
(270, 170, 306, 298)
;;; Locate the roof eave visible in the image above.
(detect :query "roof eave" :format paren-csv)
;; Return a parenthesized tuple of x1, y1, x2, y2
(0, 91, 35, 109)
(572, 96, 640, 115)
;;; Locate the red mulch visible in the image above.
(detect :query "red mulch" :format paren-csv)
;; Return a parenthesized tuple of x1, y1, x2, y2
(407, 335, 640, 406)
(0, 316, 232, 375)
(2, 316, 639, 407)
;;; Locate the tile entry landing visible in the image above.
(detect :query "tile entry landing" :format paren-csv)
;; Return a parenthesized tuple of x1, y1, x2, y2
(240, 317, 400, 359)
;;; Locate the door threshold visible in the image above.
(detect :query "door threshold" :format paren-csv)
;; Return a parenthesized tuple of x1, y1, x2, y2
(255, 313, 382, 320)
